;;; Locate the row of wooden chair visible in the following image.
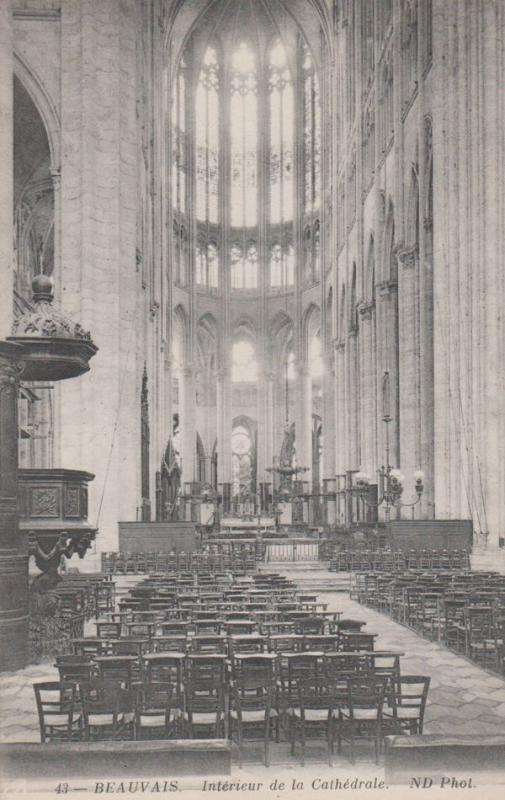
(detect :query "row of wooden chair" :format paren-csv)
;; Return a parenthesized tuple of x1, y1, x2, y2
(35, 656, 430, 765)
(330, 549, 470, 573)
(101, 552, 256, 575)
(355, 568, 505, 674)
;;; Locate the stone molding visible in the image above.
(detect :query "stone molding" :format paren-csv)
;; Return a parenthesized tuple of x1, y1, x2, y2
(377, 279, 398, 298)
(358, 300, 375, 321)
(397, 244, 419, 269)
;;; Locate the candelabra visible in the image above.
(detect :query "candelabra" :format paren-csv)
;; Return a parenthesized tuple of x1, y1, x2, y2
(353, 372, 424, 520)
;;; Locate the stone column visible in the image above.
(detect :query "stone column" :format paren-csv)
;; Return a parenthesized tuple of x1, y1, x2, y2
(0, 342, 29, 671)
(257, 371, 274, 484)
(398, 245, 421, 513)
(180, 366, 196, 486)
(297, 365, 312, 481)
(216, 369, 232, 485)
(0, 2, 29, 672)
(0, 0, 13, 338)
(358, 302, 374, 475)
(346, 329, 359, 469)
(377, 280, 400, 470)
(334, 340, 346, 476)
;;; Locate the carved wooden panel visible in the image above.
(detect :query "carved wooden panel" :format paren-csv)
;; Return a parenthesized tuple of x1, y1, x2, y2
(81, 487, 88, 519)
(64, 486, 80, 518)
(30, 487, 59, 518)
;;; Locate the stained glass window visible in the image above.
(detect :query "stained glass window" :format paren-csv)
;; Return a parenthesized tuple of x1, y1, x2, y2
(172, 66, 186, 215)
(230, 43, 258, 229)
(196, 237, 219, 288)
(230, 243, 243, 289)
(270, 241, 295, 288)
(269, 40, 294, 225)
(196, 47, 219, 224)
(231, 240, 257, 289)
(302, 43, 321, 213)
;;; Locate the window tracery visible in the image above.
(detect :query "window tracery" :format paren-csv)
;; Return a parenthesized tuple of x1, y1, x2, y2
(196, 47, 219, 225)
(172, 64, 186, 217)
(230, 42, 258, 230)
(178, 18, 321, 293)
(302, 42, 321, 214)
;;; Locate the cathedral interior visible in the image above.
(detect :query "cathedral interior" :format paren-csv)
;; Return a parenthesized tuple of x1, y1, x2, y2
(1, 0, 505, 789)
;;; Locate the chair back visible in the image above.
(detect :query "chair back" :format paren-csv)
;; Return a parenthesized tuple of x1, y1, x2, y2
(345, 676, 385, 719)
(395, 675, 430, 718)
(54, 656, 94, 684)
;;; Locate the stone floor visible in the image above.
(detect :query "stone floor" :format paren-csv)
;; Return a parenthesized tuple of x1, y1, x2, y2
(2, 569, 505, 785)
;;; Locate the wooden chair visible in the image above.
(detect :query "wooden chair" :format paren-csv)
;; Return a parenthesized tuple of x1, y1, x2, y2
(134, 681, 179, 739)
(190, 634, 227, 654)
(34, 682, 82, 743)
(95, 655, 137, 688)
(229, 655, 279, 767)
(294, 617, 326, 636)
(336, 676, 385, 764)
(382, 675, 430, 735)
(54, 656, 95, 686)
(95, 621, 122, 640)
(80, 679, 134, 741)
(289, 675, 337, 766)
(142, 653, 185, 712)
(184, 657, 228, 738)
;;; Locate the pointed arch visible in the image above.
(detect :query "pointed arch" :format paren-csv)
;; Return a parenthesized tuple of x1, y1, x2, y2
(14, 52, 60, 170)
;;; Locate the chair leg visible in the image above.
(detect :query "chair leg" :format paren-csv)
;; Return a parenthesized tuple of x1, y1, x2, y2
(328, 718, 334, 767)
(289, 716, 295, 755)
(236, 722, 243, 768)
(264, 719, 270, 767)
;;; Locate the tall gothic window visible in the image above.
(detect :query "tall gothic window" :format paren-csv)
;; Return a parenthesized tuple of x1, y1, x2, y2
(269, 40, 294, 225)
(196, 47, 219, 225)
(172, 63, 186, 216)
(230, 43, 258, 229)
(303, 42, 321, 214)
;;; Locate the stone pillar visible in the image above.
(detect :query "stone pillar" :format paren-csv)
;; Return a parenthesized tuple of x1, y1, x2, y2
(358, 302, 374, 475)
(398, 245, 421, 513)
(0, 0, 13, 339)
(0, 342, 29, 671)
(377, 280, 400, 469)
(257, 371, 274, 484)
(58, 0, 140, 560)
(180, 367, 196, 486)
(0, 3, 29, 672)
(346, 329, 359, 469)
(296, 365, 312, 481)
(334, 340, 346, 476)
(216, 370, 232, 485)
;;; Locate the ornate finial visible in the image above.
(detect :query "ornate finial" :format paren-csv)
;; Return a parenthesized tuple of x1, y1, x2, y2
(9, 275, 97, 381)
(32, 274, 54, 303)
(11, 274, 92, 342)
